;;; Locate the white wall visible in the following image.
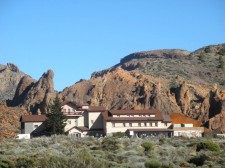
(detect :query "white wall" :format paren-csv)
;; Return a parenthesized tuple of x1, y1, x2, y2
(62, 104, 75, 112)
(105, 121, 172, 135)
(88, 112, 103, 129)
(174, 130, 203, 137)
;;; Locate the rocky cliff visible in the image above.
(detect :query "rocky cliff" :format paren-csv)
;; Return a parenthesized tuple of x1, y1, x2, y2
(60, 43, 225, 133)
(10, 70, 56, 114)
(0, 63, 27, 101)
(1, 43, 225, 134)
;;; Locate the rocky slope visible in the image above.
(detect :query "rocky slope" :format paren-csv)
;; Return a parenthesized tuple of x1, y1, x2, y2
(92, 44, 225, 88)
(0, 63, 27, 101)
(10, 70, 56, 114)
(60, 43, 225, 133)
(1, 43, 225, 134)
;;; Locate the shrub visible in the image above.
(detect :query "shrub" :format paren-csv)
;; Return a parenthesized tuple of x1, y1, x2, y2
(0, 157, 15, 168)
(204, 46, 211, 53)
(142, 141, 153, 152)
(112, 132, 126, 138)
(102, 137, 119, 151)
(145, 159, 161, 168)
(159, 137, 167, 144)
(217, 55, 224, 69)
(196, 140, 220, 152)
(189, 154, 208, 166)
(218, 48, 225, 55)
(16, 156, 37, 168)
(197, 54, 205, 62)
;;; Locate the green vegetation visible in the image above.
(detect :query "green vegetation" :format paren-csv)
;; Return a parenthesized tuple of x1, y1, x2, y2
(144, 159, 161, 168)
(142, 141, 153, 152)
(196, 140, 220, 152)
(169, 78, 179, 88)
(112, 132, 127, 138)
(189, 154, 208, 166)
(44, 96, 66, 135)
(221, 80, 225, 86)
(204, 46, 211, 53)
(217, 55, 224, 69)
(0, 136, 225, 167)
(197, 54, 206, 62)
(218, 48, 225, 55)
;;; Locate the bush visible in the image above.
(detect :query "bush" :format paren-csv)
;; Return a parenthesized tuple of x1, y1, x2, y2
(145, 159, 161, 168)
(204, 46, 211, 53)
(142, 141, 153, 152)
(197, 54, 205, 62)
(218, 48, 225, 55)
(112, 132, 126, 138)
(102, 137, 119, 151)
(16, 156, 37, 168)
(189, 154, 208, 166)
(0, 157, 15, 168)
(196, 140, 220, 152)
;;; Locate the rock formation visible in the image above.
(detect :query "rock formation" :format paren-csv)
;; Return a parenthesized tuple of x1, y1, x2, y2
(60, 43, 225, 133)
(1, 43, 225, 134)
(11, 70, 56, 114)
(0, 63, 26, 101)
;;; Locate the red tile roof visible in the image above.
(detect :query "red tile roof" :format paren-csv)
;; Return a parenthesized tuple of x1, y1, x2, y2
(86, 106, 106, 112)
(20, 115, 47, 122)
(66, 126, 89, 132)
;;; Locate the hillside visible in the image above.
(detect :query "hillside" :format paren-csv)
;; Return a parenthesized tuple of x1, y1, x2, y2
(1, 43, 225, 136)
(60, 43, 225, 133)
(92, 44, 225, 88)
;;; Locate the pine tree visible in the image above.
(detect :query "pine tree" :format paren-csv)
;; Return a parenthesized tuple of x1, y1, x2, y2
(44, 96, 66, 135)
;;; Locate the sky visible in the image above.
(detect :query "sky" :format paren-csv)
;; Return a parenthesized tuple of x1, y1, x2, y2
(0, 0, 225, 91)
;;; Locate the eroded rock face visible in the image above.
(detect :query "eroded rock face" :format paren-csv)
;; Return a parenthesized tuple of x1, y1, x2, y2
(11, 75, 36, 106)
(11, 70, 56, 114)
(60, 66, 225, 133)
(0, 63, 26, 101)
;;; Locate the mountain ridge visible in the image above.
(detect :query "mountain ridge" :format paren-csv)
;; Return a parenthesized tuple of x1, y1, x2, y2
(0, 43, 225, 139)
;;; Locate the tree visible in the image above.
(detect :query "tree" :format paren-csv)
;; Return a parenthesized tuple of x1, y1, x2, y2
(44, 96, 66, 135)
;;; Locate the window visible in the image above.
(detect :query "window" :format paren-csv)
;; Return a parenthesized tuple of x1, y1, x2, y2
(112, 123, 115, 127)
(75, 119, 78, 126)
(123, 123, 125, 127)
(129, 123, 132, 127)
(164, 123, 167, 126)
(138, 123, 141, 127)
(68, 121, 71, 124)
(144, 123, 147, 126)
(34, 125, 38, 129)
(155, 122, 158, 127)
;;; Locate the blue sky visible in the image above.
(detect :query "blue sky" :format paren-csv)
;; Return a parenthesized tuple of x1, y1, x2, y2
(0, 0, 225, 91)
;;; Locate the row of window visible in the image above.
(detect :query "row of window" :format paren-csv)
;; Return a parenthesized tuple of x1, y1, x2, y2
(63, 109, 76, 112)
(112, 122, 160, 127)
(114, 114, 155, 117)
